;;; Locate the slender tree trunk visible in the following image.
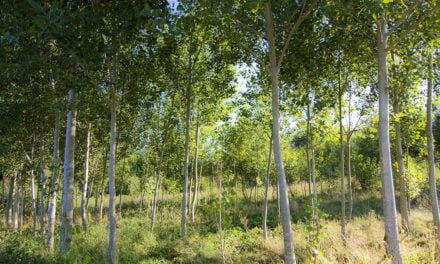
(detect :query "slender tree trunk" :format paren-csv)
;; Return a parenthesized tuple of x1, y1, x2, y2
(151, 145, 165, 231)
(119, 157, 126, 216)
(347, 136, 353, 220)
(60, 88, 78, 254)
(74, 187, 77, 220)
(188, 162, 193, 217)
(86, 175, 95, 211)
(139, 177, 145, 209)
(265, 3, 296, 263)
(94, 176, 99, 215)
(47, 109, 60, 250)
(338, 63, 346, 242)
(306, 102, 312, 196)
(427, 54, 440, 240)
(196, 159, 203, 206)
(6, 175, 15, 226)
(263, 133, 273, 239)
(12, 173, 20, 232)
(347, 86, 353, 221)
(311, 132, 317, 220)
(191, 120, 200, 222)
(377, 16, 402, 263)
(99, 181, 104, 222)
(28, 150, 37, 235)
(38, 139, 46, 236)
(277, 181, 281, 219)
(108, 86, 117, 264)
(98, 148, 107, 221)
(94, 177, 99, 215)
(180, 52, 192, 237)
(217, 162, 226, 264)
(2, 175, 5, 230)
(307, 95, 318, 220)
(392, 96, 410, 232)
(19, 187, 25, 233)
(81, 123, 91, 231)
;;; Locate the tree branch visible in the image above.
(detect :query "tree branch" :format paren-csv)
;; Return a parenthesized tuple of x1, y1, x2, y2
(387, 0, 421, 36)
(233, 19, 266, 68)
(386, 11, 428, 52)
(277, 0, 318, 68)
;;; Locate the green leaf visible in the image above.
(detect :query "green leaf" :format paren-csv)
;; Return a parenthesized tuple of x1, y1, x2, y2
(26, 0, 44, 13)
(383, 0, 394, 4)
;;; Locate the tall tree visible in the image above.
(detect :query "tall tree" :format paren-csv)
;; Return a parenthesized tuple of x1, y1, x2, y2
(47, 108, 60, 250)
(426, 53, 440, 240)
(60, 88, 77, 253)
(80, 123, 91, 231)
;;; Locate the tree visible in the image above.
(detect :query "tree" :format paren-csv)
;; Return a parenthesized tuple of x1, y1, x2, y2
(426, 53, 440, 240)
(60, 88, 77, 253)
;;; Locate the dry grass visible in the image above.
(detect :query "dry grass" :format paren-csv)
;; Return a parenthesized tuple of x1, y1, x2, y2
(289, 208, 438, 263)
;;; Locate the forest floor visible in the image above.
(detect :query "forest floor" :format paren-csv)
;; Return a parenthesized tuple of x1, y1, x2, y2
(0, 184, 438, 263)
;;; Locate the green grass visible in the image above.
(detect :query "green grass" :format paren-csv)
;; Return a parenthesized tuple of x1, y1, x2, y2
(0, 184, 438, 263)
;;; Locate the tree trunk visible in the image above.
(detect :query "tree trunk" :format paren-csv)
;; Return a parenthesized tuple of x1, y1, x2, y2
(94, 176, 99, 215)
(119, 157, 126, 216)
(307, 94, 318, 220)
(427, 53, 440, 240)
(306, 102, 312, 196)
(108, 86, 117, 264)
(12, 173, 20, 232)
(6, 175, 15, 227)
(311, 132, 317, 220)
(347, 86, 353, 221)
(86, 175, 95, 211)
(392, 96, 410, 232)
(38, 139, 46, 236)
(347, 137, 353, 220)
(191, 120, 200, 222)
(338, 63, 346, 242)
(28, 149, 37, 235)
(196, 159, 203, 207)
(19, 186, 25, 233)
(151, 145, 165, 231)
(217, 161, 226, 264)
(60, 88, 78, 254)
(188, 162, 193, 217)
(264, 3, 296, 263)
(47, 109, 60, 250)
(180, 51, 192, 237)
(99, 181, 104, 222)
(98, 148, 107, 221)
(81, 123, 91, 231)
(263, 133, 273, 239)
(376, 16, 402, 263)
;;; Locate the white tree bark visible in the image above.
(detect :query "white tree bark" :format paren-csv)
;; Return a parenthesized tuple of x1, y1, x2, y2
(180, 53, 192, 237)
(151, 145, 164, 231)
(6, 174, 15, 227)
(263, 134, 273, 239)
(81, 123, 91, 231)
(264, 3, 296, 263)
(38, 139, 46, 236)
(377, 16, 402, 263)
(12, 173, 20, 232)
(426, 54, 440, 239)
(47, 109, 60, 250)
(19, 186, 24, 232)
(392, 96, 409, 232)
(338, 65, 346, 241)
(107, 78, 118, 264)
(191, 120, 200, 222)
(27, 148, 37, 235)
(60, 88, 78, 254)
